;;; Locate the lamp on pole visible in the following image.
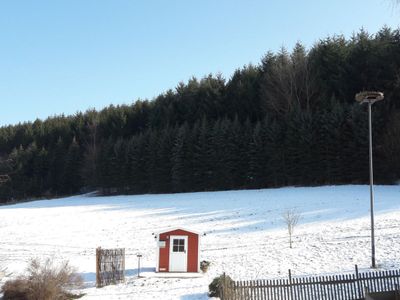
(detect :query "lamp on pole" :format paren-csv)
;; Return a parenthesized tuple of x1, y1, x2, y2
(355, 91, 384, 268)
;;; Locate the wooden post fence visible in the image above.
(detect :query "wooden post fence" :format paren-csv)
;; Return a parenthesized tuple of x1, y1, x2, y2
(220, 267, 400, 300)
(96, 247, 125, 287)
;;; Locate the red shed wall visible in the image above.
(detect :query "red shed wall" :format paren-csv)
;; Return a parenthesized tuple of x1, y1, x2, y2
(158, 229, 199, 272)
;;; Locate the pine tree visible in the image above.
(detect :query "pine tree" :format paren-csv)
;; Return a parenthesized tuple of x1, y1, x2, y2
(128, 134, 148, 193)
(96, 137, 114, 193)
(248, 120, 269, 188)
(153, 127, 175, 193)
(171, 123, 190, 192)
(192, 118, 213, 190)
(144, 129, 160, 192)
(49, 137, 67, 195)
(32, 146, 50, 195)
(284, 110, 317, 185)
(63, 137, 83, 194)
(208, 119, 234, 190)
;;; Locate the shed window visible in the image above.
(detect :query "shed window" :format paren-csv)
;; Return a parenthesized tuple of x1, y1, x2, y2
(172, 238, 185, 252)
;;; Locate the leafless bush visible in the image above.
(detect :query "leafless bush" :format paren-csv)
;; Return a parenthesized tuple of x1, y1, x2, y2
(1, 278, 30, 300)
(1, 258, 83, 300)
(282, 208, 301, 249)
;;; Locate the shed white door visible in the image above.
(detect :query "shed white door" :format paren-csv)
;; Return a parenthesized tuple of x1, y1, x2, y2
(169, 235, 188, 272)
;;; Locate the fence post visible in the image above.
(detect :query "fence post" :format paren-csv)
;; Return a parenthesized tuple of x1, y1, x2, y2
(289, 269, 294, 300)
(219, 272, 226, 300)
(364, 286, 369, 299)
(355, 264, 362, 299)
(122, 249, 126, 282)
(96, 247, 100, 287)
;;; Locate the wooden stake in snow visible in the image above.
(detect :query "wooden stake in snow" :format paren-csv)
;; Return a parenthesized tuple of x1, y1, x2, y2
(282, 209, 300, 249)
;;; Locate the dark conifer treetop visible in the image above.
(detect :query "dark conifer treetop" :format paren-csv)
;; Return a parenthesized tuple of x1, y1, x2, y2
(1, 27, 400, 202)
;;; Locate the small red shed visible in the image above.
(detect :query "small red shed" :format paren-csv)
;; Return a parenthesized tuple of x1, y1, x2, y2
(155, 228, 200, 273)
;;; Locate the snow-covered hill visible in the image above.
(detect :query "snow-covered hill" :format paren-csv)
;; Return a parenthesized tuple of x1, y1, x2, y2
(0, 185, 399, 299)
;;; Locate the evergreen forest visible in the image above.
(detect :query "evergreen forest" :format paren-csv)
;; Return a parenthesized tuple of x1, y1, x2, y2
(1, 28, 400, 202)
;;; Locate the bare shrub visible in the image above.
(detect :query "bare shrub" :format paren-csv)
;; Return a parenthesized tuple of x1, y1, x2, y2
(1, 258, 83, 300)
(209, 274, 233, 298)
(1, 278, 29, 300)
(283, 208, 301, 249)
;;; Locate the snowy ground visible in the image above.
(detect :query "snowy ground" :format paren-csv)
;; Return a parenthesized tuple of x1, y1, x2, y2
(0, 185, 399, 299)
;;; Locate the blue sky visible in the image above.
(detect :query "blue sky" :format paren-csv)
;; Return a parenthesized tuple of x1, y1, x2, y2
(0, 0, 399, 126)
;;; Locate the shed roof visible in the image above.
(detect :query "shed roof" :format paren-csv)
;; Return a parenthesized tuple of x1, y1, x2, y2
(154, 227, 201, 236)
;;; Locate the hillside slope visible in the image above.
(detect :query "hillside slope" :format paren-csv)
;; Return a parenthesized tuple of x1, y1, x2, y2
(0, 185, 399, 299)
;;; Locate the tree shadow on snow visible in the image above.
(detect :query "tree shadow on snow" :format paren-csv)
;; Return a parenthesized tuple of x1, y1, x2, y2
(78, 267, 157, 287)
(180, 292, 209, 300)
(125, 267, 156, 276)
(78, 272, 96, 287)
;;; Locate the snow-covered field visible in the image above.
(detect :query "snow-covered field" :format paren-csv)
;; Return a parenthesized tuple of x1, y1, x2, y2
(0, 185, 399, 299)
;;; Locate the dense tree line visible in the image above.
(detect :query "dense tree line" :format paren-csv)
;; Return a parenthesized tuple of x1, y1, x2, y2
(0, 27, 400, 202)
